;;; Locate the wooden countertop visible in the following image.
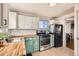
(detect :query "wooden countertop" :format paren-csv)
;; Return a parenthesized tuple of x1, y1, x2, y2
(9, 34, 36, 38)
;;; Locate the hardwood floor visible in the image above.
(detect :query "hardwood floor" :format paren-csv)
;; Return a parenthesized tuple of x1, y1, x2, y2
(0, 42, 74, 56)
(66, 39, 74, 50)
(32, 47, 74, 56)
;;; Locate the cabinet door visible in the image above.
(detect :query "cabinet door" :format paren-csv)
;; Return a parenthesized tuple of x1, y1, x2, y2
(33, 36, 39, 51)
(0, 4, 1, 27)
(8, 12, 17, 29)
(32, 17, 39, 29)
(18, 15, 25, 29)
(24, 16, 32, 29)
(25, 38, 34, 54)
(77, 11, 79, 55)
(18, 15, 33, 29)
(2, 3, 9, 26)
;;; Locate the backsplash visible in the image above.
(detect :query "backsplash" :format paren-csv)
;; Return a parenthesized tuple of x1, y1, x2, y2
(8, 29, 36, 35)
(0, 27, 8, 33)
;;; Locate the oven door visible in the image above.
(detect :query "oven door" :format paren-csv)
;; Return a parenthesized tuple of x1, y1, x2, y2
(39, 34, 50, 51)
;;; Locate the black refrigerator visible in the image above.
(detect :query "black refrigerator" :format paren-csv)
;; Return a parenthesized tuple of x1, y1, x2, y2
(49, 24, 63, 47)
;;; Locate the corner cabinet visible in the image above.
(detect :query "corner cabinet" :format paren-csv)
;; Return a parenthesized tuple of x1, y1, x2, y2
(24, 36, 39, 54)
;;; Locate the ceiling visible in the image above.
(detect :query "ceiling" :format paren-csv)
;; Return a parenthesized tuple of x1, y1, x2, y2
(9, 3, 74, 18)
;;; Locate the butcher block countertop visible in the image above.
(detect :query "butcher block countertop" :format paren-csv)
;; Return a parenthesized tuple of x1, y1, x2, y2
(10, 34, 36, 38)
(0, 42, 26, 56)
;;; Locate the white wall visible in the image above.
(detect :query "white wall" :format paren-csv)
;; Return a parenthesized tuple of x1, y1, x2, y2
(49, 19, 55, 25)
(66, 21, 74, 33)
(66, 22, 71, 33)
(74, 4, 79, 56)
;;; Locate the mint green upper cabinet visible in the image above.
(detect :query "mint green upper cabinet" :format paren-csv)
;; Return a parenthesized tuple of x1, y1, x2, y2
(33, 36, 39, 52)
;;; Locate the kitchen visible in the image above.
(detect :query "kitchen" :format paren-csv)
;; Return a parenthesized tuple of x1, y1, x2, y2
(0, 3, 74, 56)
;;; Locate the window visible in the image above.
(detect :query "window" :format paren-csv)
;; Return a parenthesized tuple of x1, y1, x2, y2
(39, 20, 48, 29)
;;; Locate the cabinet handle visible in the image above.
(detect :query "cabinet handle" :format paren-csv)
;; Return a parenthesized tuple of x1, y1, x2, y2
(4, 19, 7, 25)
(77, 37, 79, 40)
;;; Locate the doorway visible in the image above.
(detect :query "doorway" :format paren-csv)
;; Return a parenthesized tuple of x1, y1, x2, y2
(65, 17, 74, 50)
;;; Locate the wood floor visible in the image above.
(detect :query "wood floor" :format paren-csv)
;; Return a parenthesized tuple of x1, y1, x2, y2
(32, 47, 74, 56)
(66, 39, 74, 50)
(0, 42, 74, 56)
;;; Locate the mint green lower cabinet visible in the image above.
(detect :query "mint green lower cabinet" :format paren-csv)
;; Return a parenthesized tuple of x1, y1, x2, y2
(50, 34, 54, 47)
(24, 36, 39, 54)
(24, 35, 54, 54)
(25, 38, 34, 54)
(33, 36, 39, 52)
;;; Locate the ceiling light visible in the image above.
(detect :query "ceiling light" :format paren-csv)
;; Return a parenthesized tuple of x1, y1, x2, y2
(48, 3, 56, 7)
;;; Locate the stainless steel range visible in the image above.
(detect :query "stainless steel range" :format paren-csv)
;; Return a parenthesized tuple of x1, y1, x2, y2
(37, 30, 51, 51)
(39, 34, 51, 51)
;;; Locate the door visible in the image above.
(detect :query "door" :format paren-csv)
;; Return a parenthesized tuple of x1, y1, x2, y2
(25, 38, 34, 54)
(77, 11, 79, 55)
(8, 12, 17, 29)
(18, 15, 25, 29)
(18, 15, 33, 29)
(24, 16, 32, 29)
(32, 17, 39, 29)
(66, 21, 74, 50)
(33, 36, 39, 52)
